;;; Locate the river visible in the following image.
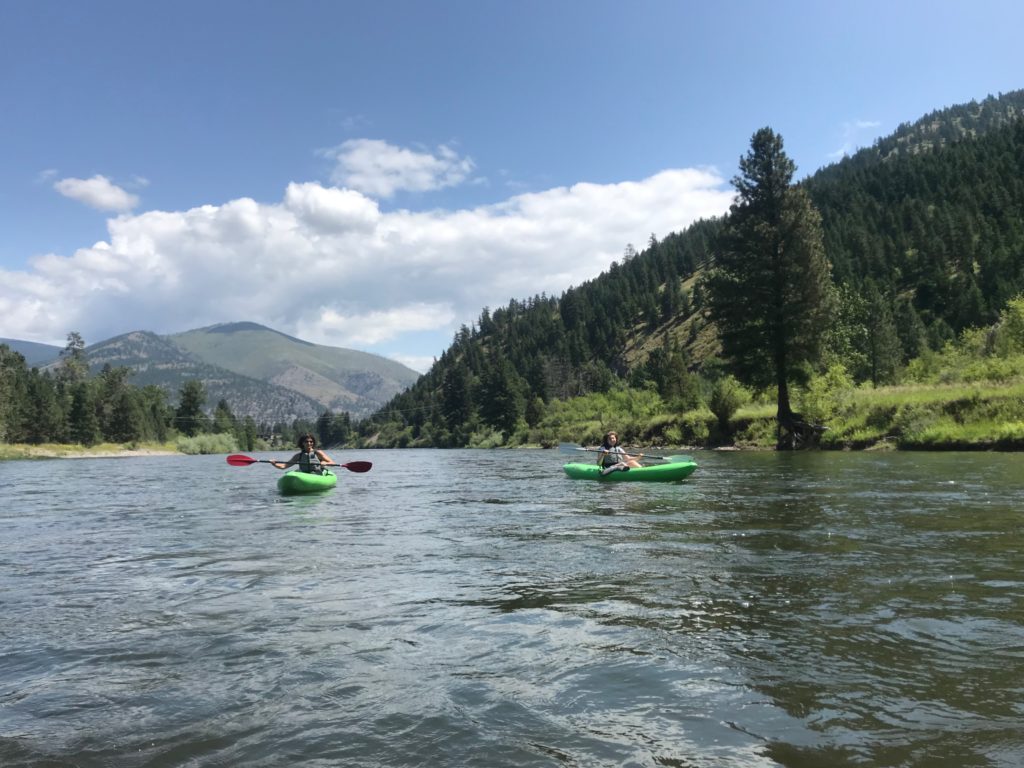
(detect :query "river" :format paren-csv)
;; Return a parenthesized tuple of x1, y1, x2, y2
(1, 449, 1021, 767)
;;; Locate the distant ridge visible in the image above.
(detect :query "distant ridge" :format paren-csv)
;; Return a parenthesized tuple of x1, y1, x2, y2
(0, 338, 61, 367)
(202, 321, 315, 346)
(168, 323, 419, 417)
(73, 330, 328, 424)
(5, 323, 420, 424)
(812, 88, 1024, 181)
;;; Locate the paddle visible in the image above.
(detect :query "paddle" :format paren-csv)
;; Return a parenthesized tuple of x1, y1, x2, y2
(226, 454, 372, 472)
(557, 443, 692, 463)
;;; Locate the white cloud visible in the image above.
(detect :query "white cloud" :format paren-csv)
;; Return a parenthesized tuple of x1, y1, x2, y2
(1, 158, 733, 370)
(324, 139, 476, 198)
(316, 303, 456, 346)
(54, 175, 139, 212)
(284, 182, 380, 233)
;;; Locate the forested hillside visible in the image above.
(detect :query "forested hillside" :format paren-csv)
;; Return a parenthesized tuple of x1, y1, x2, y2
(359, 90, 1024, 448)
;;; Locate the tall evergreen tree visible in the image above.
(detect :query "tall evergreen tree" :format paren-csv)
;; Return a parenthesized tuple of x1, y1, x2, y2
(212, 399, 236, 434)
(237, 416, 259, 452)
(316, 409, 334, 447)
(175, 379, 207, 437)
(863, 282, 901, 385)
(475, 357, 523, 437)
(707, 127, 834, 436)
(26, 370, 65, 443)
(68, 381, 101, 446)
(0, 346, 28, 443)
(441, 362, 472, 429)
(138, 385, 172, 442)
(58, 331, 89, 385)
(105, 389, 144, 443)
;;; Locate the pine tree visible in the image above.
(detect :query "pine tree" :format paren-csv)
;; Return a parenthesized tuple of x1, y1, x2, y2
(863, 282, 901, 385)
(475, 357, 523, 437)
(441, 362, 473, 429)
(105, 389, 144, 443)
(0, 345, 28, 443)
(211, 399, 236, 434)
(68, 381, 101, 446)
(707, 127, 834, 440)
(58, 331, 89, 385)
(175, 379, 207, 437)
(26, 370, 65, 443)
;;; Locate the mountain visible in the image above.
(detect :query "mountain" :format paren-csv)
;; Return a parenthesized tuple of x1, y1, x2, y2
(78, 330, 330, 424)
(821, 90, 1024, 173)
(21, 323, 420, 425)
(0, 338, 61, 367)
(167, 322, 419, 417)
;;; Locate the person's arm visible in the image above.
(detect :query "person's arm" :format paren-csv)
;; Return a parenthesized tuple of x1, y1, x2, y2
(316, 449, 334, 465)
(272, 453, 299, 470)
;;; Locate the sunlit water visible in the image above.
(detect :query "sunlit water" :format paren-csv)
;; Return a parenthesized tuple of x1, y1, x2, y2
(1, 449, 1021, 767)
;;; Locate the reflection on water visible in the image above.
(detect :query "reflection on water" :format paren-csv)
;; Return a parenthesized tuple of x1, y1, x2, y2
(0, 450, 1021, 767)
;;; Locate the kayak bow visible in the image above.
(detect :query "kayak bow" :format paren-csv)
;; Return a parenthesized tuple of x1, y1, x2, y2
(277, 470, 338, 495)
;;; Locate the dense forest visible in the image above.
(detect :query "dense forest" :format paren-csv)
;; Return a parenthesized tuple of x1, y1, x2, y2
(356, 91, 1024, 449)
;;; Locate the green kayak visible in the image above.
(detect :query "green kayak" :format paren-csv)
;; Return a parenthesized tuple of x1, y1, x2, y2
(563, 460, 697, 482)
(277, 470, 337, 495)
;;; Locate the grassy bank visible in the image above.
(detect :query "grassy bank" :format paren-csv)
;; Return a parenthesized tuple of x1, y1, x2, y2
(0, 433, 270, 461)
(497, 377, 1024, 452)
(0, 441, 181, 461)
(724, 380, 1024, 450)
(812, 380, 1024, 450)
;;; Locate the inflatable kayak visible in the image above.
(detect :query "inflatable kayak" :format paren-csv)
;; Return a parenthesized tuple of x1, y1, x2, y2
(563, 460, 697, 482)
(278, 470, 337, 495)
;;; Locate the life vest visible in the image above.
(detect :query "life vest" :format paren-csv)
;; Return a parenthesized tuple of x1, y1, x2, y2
(298, 450, 323, 474)
(598, 445, 624, 468)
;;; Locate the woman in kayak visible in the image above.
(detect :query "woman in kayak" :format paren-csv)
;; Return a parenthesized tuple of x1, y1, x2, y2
(272, 434, 334, 474)
(597, 430, 643, 475)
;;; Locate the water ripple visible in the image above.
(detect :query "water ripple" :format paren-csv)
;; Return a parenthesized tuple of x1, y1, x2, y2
(1, 450, 1022, 766)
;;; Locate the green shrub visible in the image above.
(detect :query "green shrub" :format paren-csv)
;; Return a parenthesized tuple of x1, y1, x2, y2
(176, 433, 236, 455)
(891, 403, 939, 440)
(708, 376, 747, 431)
(797, 364, 854, 424)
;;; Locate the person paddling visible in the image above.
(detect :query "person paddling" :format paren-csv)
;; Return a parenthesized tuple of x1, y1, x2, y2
(597, 430, 643, 475)
(272, 434, 334, 474)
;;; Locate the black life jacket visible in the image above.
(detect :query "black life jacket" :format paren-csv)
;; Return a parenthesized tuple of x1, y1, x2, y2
(298, 450, 322, 474)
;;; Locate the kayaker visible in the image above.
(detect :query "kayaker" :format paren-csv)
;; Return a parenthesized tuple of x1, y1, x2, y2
(597, 431, 642, 475)
(271, 434, 334, 474)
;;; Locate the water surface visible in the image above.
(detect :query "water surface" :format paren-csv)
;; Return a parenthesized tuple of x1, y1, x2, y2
(1, 450, 1021, 766)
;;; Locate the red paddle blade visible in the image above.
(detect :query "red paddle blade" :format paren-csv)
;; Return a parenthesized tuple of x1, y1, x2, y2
(339, 461, 372, 473)
(226, 454, 258, 466)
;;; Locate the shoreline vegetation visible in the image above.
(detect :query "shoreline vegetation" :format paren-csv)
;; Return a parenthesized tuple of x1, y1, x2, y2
(0, 442, 181, 461)
(5, 369, 1024, 463)
(363, 368, 1024, 453)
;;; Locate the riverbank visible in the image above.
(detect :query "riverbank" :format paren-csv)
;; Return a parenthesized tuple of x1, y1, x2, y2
(0, 442, 180, 461)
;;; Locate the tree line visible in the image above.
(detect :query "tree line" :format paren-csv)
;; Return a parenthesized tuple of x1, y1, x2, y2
(0, 332, 356, 450)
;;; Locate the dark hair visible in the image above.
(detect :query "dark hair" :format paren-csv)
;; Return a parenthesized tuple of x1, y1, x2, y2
(601, 430, 618, 448)
(298, 433, 317, 449)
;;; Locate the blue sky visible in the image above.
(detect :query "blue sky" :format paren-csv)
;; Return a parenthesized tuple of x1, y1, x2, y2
(2, 1, 1022, 373)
